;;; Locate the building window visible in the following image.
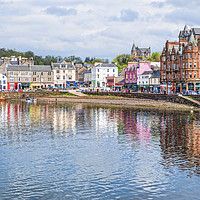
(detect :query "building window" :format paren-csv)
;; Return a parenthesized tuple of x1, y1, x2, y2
(25, 78, 29, 82)
(189, 62, 192, 68)
(68, 76, 72, 80)
(194, 72, 196, 79)
(33, 72, 36, 75)
(163, 64, 166, 70)
(3, 80, 5, 84)
(41, 72, 43, 75)
(48, 72, 51, 75)
(183, 63, 185, 69)
(19, 78, 20, 82)
(3, 86, 5, 89)
(98, 69, 100, 72)
(33, 78, 36, 81)
(48, 78, 51, 81)
(97, 74, 100, 78)
(10, 72, 14, 75)
(189, 46, 192, 50)
(194, 54, 196, 59)
(107, 69, 109, 72)
(113, 69, 115, 72)
(183, 72, 185, 79)
(18, 71, 21, 75)
(186, 63, 188, 68)
(63, 76, 65, 80)
(57, 76, 60, 80)
(190, 54, 192, 59)
(10, 78, 14, 82)
(194, 62, 197, 68)
(173, 64, 175, 69)
(57, 70, 59, 73)
(26, 72, 29, 75)
(189, 72, 192, 79)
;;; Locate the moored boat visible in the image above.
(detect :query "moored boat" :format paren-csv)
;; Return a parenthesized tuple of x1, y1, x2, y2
(26, 98, 37, 103)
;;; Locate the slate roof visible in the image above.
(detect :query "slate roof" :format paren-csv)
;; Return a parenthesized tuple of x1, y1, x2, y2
(7, 65, 30, 71)
(31, 65, 52, 72)
(96, 63, 117, 68)
(193, 28, 200, 35)
(151, 70, 160, 78)
(141, 71, 152, 75)
(53, 63, 74, 68)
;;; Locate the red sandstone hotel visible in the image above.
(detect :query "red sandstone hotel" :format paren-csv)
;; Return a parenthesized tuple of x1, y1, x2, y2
(160, 25, 200, 94)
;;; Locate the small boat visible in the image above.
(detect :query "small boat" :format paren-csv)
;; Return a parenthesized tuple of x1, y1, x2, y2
(26, 98, 37, 103)
(0, 98, 5, 102)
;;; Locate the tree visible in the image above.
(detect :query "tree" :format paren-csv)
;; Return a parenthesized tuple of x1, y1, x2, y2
(112, 54, 131, 73)
(25, 51, 34, 58)
(147, 52, 161, 62)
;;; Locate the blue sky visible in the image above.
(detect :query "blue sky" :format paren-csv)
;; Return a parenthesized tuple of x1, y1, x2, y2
(0, 0, 199, 61)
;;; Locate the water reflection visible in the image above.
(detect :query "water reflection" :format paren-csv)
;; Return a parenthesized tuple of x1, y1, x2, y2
(0, 102, 200, 199)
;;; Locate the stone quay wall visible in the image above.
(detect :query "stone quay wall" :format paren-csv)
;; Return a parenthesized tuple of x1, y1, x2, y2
(85, 92, 200, 107)
(0, 91, 61, 100)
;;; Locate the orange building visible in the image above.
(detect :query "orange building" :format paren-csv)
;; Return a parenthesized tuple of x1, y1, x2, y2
(160, 26, 200, 94)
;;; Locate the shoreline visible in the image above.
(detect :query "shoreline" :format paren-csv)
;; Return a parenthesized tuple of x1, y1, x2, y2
(22, 96, 199, 111)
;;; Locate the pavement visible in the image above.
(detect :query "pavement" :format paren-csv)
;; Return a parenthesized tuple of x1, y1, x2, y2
(68, 90, 88, 97)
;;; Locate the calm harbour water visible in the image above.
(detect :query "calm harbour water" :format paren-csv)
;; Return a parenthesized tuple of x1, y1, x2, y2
(0, 102, 200, 200)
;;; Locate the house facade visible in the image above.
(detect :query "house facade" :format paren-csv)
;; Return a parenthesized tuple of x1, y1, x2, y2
(149, 70, 160, 93)
(31, 65, 54, 89)
(137, 71, 152, 92)
(160, 25, 200, 94)
(0, 74, 7, 91)
(125, 61, 152, 91)
(52, 61, 76, 88)
(91, 63, 118, 88)
(7, 65, 31, 90)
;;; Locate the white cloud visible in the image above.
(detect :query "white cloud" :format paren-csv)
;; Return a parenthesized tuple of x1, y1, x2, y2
(0, 0, 199, 61)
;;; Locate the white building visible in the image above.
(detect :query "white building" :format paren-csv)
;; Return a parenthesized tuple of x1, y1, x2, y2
(137, 70, 152, 92)
(52, 61, 76, 88)
(0, 74, 7, 91)
(91, 63, 118, 87)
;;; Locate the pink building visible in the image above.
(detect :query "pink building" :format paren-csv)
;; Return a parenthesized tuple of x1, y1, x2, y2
(125, 61, 151, 91)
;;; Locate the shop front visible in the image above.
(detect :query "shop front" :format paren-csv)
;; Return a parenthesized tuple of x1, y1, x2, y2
(30, 83, 42, 90)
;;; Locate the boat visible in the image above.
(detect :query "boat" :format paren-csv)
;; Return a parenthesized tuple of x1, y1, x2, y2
(0, 97, 5, 102)
(26, 98, 37, 103)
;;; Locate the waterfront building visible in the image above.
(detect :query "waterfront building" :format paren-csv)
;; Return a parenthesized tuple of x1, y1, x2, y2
(0, 73, 7, 91)
(84, 68, 92, 87)
(131, 43, 151, 59)
(149, 70, 160, 93)
(91, 63, 118, 88)
(31, 65, 54, 89)
(7, 65, 54, 90)
(7, 65, 31, 90)
(52, 61, 76, 88)
(125, 61, 152, 91)
(137, 70, 152, 92)
(160, 25, 200, 94)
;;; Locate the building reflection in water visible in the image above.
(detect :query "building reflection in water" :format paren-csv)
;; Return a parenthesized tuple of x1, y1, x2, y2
(160, 112, 200, 175)
(0, 102, 200, 175)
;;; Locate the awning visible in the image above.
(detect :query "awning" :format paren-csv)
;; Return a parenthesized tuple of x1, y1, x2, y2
(196, 85, 200, 88)
(31, 83, 41, 86)
(114, 85, 123, 88)
(183, 84, 186, 87)
(188, 85, 194, 88)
